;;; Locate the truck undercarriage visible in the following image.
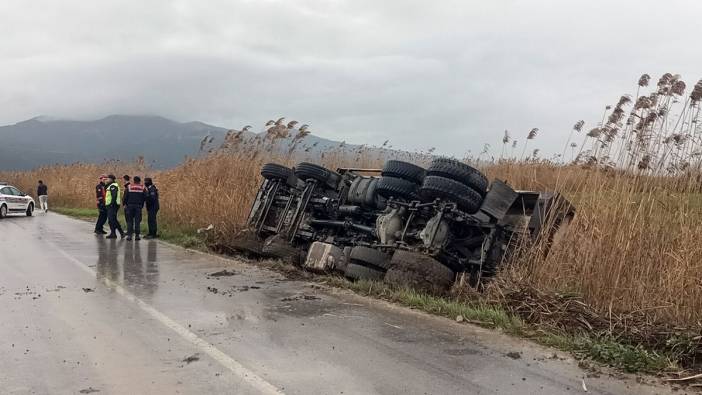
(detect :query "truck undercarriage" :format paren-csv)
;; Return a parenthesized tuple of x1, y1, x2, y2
(233, 159, 574, 292)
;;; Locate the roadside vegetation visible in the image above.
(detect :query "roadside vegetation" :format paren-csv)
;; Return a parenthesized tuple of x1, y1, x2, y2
(3, 72, 702, 377)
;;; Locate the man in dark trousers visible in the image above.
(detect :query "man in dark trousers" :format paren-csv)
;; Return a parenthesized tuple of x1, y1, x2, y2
(144, 177, 159, 239)
(94, 174, 108, 234)
(122, 174, 131, 225)
(124, 176, 146, 241)
(105, 174, 125, 239)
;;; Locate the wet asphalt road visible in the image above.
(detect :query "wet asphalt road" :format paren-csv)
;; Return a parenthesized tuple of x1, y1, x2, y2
(0, 213, 675, 395)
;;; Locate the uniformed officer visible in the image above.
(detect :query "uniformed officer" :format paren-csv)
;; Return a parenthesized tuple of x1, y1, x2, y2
(144, 177, 159, 239)
(94, 174, 108, 234)
(122, 174, 131, 225)
(124, 176, 146, 241)
(104, 174, 125, 239)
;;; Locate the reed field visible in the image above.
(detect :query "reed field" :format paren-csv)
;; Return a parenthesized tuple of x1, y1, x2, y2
(2, 73, 702, 344)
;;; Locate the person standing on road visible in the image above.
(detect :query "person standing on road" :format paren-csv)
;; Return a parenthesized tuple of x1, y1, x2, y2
(94, 175, 108, 234)
(122, 175, 131, 226)
(124, 176, 146, 241)
(144, 177, 159, 239)
(37, 180, 48, 213)
(104, 174, 125, 239)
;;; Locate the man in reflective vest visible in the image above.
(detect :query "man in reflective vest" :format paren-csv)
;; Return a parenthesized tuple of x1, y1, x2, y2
(124, 175, 146, 241)
(104, 174, 125, 239)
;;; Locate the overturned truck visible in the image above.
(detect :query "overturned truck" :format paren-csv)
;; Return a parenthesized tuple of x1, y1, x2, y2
(233, 158, 574, 292)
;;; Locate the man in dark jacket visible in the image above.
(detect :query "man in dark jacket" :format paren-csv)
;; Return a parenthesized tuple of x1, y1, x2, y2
(144, 177, 159, 239)
(37, 180, 48, 213)
(122, 174, 131, 225)
(124, 176, 146, 241)
(94, 175, 108, 234)
(105, 174, 125, 239)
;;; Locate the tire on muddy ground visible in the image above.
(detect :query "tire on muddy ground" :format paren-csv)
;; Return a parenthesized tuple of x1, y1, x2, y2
(376, 176, 419, 201)
(381, 160, 426, 185)
(294, 162, 340, 187)
(261, 163, 293, 181)
(349, 246, 391, 271)
(426, 157, 488, 196)
(344, 262, 386, 281)
(385, 250, 455, 294)
(261, 235, 303, 264)
(420, 175, 483, 213)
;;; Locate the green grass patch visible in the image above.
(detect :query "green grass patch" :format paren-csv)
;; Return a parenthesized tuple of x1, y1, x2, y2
(324, 276, 524, 333)
(53, 207, 99, 219)
(54, 206, 205, 249)
(322, 275, 673, 374)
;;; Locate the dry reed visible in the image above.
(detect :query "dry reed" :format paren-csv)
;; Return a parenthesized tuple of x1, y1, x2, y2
(2, 75, 702, 335)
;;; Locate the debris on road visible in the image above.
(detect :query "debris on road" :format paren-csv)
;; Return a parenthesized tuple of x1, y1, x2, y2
(207, 269, 239, 278)
(82, 288, 94, 293)
(207, 285, 262, 297)
(281, 294, 320, 302)
(506, 351, 522, 360)
(182, 353, 200, 364)
(79, 387, 100, 394)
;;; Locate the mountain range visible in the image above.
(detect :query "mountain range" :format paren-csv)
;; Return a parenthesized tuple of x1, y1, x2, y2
(0, 115, 427, 171)
(0, 115, 229, 170)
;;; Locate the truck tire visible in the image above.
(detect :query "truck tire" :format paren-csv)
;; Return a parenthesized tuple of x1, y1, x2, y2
(344, 262, 385, 281)
(420, 176, 482, 214)
(295, 162, 339, 187)
(376, 176, 419, 201)
(385, 250, 455, 293)
(426, 158, 488, 196)
(261, 163, 293, 181)
(349, 246, 391, 271)
(381, 160, 426, 184)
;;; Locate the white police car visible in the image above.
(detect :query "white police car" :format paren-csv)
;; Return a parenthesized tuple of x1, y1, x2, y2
(0, 182, 35, 218)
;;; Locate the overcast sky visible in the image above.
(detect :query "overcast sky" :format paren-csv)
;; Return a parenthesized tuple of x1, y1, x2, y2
(1, 0, 701, 158)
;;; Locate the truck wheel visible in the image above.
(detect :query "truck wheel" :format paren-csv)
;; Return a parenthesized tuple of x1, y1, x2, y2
(376, 176, 419, 201)
(0, 204, 6, 218)
(381, 160, 426, 184)
(420, 176, 482, 213)
(349, 246, 391, 271)
(294, 162, 339, 187)
(344, 262, 385, 281)
(385, 250, 455, 293)
(26, 203, 33, 217)
(426, 158, 488, 196)
(261, 163, 293, 181)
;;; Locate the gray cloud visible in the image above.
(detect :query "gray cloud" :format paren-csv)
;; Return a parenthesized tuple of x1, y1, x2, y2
(1, 0, 702, 158)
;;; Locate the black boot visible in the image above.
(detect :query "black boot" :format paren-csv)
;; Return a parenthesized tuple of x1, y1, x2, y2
(105, 233, 117, 239)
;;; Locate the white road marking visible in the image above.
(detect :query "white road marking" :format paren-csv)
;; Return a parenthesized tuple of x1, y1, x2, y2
(50, 242, 284, 395)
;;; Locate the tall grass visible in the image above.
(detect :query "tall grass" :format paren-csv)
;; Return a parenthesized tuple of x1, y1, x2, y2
(2, 74, 702, 330)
